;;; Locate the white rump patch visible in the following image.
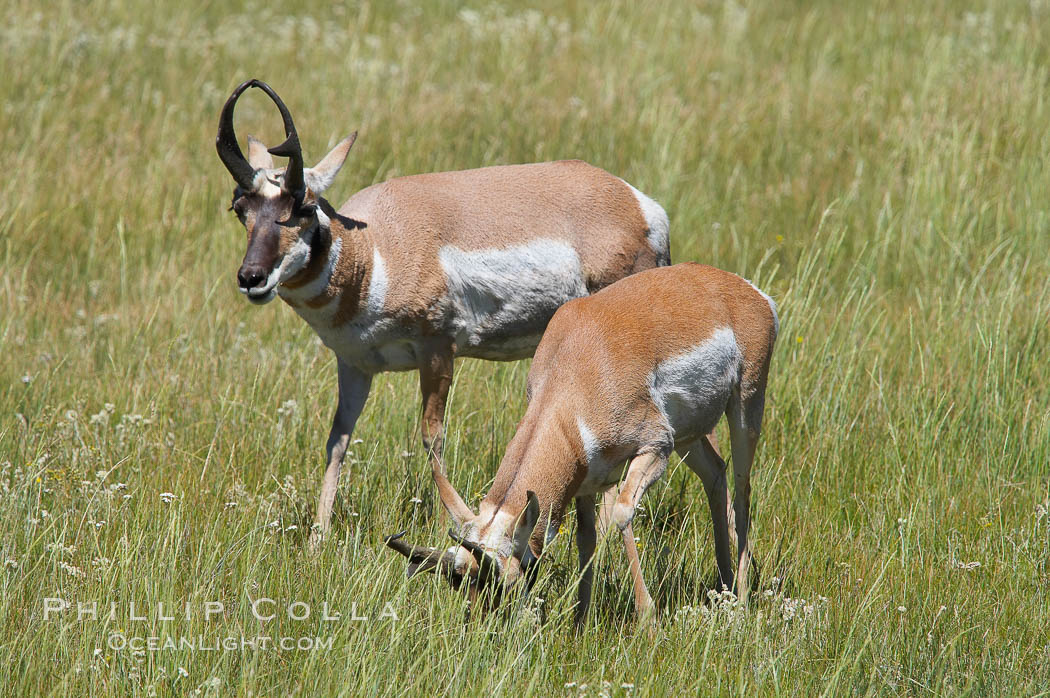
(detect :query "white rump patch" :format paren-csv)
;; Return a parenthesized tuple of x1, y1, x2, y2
(438, 239, 588, 351)
(621, 180, 670, 264)
(648, 328, 742, 442)
(745, 279, 780, 337)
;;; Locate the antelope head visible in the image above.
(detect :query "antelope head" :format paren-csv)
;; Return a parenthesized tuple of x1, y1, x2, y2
(385, 474, 543, 616)
(216, 79, 357, 304)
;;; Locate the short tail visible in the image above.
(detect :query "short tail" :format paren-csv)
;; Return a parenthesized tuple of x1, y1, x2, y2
(622, 179, 671, 266)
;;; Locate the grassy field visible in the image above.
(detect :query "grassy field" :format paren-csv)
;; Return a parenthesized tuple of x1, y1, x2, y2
(2, 0, 1049, 694)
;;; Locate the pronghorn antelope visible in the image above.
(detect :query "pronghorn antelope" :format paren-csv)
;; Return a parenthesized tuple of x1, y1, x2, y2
(215, 79, 671, 545)
(386, 263, 778, 623)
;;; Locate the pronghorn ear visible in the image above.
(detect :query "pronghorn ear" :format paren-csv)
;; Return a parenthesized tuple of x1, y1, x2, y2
(305, 132, 357, 195)
(246, 135, 275, 170)
(511, 491, 541, 561)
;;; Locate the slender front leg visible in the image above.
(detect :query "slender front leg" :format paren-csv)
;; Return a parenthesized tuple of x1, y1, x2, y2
(574, 495, 597, 629)
(606, 450, 668, 618)
(607, 451, 669, 532)
(598, 489, 654, 617)
(309, 359, 372, 549)
(418, 338, 455, 474)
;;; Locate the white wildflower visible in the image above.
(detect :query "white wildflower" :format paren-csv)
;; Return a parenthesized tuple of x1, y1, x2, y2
(47, 542, 76, 556)
(159, 492, 176, 504)
(90, 404, 116, 426)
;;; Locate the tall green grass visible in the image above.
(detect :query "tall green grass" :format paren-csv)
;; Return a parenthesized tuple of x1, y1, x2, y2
(1, 0, 1048, 694)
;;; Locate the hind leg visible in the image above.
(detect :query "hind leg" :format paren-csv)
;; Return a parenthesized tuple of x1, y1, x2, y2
(679, 435, 735, 591)
(726, 387, 765, 600)
(698, 430, 738, 553)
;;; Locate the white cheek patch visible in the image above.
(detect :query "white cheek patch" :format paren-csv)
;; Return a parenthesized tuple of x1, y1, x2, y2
(621, 180, 670, 263)
(648, 328, 743, 441)
(448, 511, 515, 575)
(480, 511, 516, 558)
(438, 239, 588, 349)
(278, 236, 312, 283)
(278, 237, 342, 302)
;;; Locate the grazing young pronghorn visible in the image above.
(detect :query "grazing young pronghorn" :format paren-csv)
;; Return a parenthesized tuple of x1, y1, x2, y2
(215, 79, 671, 545)
(386, 263, 778, 623)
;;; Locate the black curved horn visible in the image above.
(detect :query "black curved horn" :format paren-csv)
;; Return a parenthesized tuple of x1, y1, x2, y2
(385, 532, 457, 578)
(249, 80, 307, 200)
(216, 79, 261, 190)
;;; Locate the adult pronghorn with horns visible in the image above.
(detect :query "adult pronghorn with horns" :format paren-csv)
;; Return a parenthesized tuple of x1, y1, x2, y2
(386, 263, 778, 624)
(216, 79, 671, 545)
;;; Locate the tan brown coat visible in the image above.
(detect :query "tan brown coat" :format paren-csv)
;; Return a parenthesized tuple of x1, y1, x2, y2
(400, 263, 778, 624)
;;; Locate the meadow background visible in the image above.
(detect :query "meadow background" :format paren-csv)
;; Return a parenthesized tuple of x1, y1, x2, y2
(2, 0, 1049, 694)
